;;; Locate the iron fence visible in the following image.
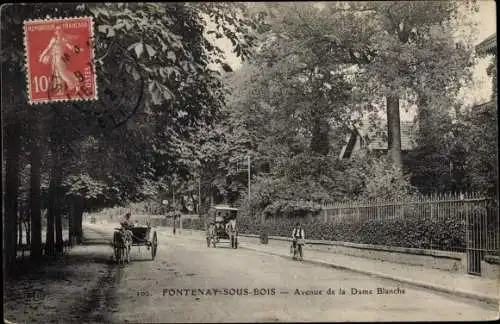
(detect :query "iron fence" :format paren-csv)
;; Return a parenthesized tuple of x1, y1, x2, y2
(314, 192, 498, 257)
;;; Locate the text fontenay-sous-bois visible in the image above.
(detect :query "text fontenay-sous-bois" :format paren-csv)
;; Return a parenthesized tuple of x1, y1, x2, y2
(157, 287, 406, 297)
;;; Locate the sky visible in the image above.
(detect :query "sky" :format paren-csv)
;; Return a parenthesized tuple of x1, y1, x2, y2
(211, 1, 497, 113)
(461, 0, 497, 107)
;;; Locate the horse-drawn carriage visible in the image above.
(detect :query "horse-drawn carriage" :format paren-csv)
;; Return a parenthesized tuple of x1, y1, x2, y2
(205, 205, 239, 249)
(113, 223, 158, 263)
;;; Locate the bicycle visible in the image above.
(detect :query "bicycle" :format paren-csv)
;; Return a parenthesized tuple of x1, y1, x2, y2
(291, 238, 304, 261)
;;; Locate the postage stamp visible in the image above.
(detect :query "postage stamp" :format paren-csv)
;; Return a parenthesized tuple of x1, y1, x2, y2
(23, 16, 97, 105)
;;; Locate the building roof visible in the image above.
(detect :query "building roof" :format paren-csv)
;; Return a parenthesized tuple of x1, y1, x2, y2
(356, 120, 417, 151)
(472, 100, 496, 116)
(476, 33, 496, 55)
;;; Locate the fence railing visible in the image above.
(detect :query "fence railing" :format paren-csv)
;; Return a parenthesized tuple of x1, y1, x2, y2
(318, 192, 493, 224)
(258, 192, 498, 256)
(320, 192, 498, 255)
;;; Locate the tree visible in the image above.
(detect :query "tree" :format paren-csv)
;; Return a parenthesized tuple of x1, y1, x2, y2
(1, 2, 258, 269)
(3, 120, 22, 274)
(250, 2, 477, 171)
(209, 1, 480, 214)
(28, 112, 43, 259)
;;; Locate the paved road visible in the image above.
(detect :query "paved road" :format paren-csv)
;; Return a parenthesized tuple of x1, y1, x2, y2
(83, 225, 497, 323)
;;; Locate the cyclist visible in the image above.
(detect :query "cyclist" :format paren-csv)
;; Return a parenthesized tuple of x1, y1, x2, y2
(291, 222, 305, 260)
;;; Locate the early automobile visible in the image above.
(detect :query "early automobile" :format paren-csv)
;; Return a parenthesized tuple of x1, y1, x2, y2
(206, 205, 238, 249)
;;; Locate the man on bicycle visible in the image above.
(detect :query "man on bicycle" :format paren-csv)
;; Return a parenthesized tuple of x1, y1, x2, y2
(291, 222, 305, 260)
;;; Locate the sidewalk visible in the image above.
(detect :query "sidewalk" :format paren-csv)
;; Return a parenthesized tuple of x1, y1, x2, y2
(5, 226, 117, 324)
(162, 227, 499, 305)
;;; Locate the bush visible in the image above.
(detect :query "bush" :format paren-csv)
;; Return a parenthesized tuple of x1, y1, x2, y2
(263, 199, 321, 218)
(182, 218, 205, 231)
(359, 155, 417, 200)
(238, 216, 466, 251)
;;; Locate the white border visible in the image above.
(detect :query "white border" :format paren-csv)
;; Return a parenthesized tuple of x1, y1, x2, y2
(23, 16, 98, 105)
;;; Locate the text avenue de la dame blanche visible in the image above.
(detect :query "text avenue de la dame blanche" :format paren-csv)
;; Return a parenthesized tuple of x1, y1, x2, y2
(162, 287, 406, 297)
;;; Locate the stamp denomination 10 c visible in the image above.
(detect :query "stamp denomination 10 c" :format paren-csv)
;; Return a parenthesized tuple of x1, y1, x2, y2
(23, 16, 98, 105)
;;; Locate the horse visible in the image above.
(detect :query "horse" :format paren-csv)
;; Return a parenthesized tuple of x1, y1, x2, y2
(113, 229, 132, 264)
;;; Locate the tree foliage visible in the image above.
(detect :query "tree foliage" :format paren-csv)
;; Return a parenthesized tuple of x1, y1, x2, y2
(206, 1, 483, 219)
(1, 2, 259, 268)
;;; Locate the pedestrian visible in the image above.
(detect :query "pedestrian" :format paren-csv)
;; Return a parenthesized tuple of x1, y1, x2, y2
(291, 222, 305, 260)
(226, 219, 238, 248)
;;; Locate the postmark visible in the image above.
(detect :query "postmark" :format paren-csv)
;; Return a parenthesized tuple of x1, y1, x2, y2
(23, 16, 97, 105)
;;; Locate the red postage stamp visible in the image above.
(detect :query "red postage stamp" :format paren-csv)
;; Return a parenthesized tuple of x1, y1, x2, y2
(23, 17, 97, 105)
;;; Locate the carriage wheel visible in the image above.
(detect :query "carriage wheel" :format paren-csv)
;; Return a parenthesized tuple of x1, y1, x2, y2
(151, 231, 158, 260)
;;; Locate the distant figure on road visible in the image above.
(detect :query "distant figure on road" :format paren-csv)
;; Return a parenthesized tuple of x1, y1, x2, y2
(206, 222, 215, 247)
(291, 222, 305, 261)
(173, 212, 179, 234)
(225, 219, 238, 249)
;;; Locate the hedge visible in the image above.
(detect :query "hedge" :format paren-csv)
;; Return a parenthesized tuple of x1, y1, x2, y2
(179, 213, 468, 252)
(238, 216, 466, 252)
(181, 218, 205, 231)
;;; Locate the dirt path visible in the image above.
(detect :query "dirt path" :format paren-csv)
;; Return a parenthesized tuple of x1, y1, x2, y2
(4, 227, 121, 323)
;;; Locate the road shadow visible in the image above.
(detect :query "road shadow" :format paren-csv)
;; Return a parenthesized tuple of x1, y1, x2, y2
(81, 240, 112, 246)
(73, 256, 123, 323)
(122, 258, 155, 263)
(126, 251, 156, 262)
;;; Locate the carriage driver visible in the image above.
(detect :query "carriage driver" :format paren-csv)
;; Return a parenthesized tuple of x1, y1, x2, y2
(115, 212, 134, 252)
(120, 212, 135, 230)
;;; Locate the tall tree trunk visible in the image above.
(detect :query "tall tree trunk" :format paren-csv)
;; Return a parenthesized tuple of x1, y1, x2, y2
(417, 92, 432, 143)
(180, 196, 189, 213)
(310, 116, 330, 156)
(4, 122, 21, 275)
(45, 138, 60, 257)
(51, 157, 64, 255)
(18, 209, 23, 246)
(54, 182, 63, 255)
(26, 218, 31, 246)
(47, 115, 65, 256)
(45, 176, 56, 257)
(30, 118, 42, 260)
(387, 96, 403, 170)
(191, 194, 198, 215)
(73, 196, 84, 244)
(69, 196, 75, 245)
